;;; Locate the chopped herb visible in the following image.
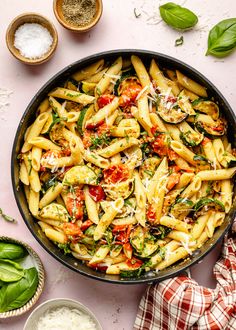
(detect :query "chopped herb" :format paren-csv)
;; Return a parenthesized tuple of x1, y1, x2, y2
(175, 36, 184, 47)
(124, 199, 133, 207)
(0, 208, 17, 223)
(90, 134, 112, 150)
(57, 243, 71, 255)
(96, 87, 102, 96)
(144, 170, 153, 177)
(134, 8, 141, 18)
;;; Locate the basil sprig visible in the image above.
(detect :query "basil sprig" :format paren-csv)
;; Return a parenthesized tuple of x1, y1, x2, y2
(206, 18, 236, 57)
(159, 2, 198, 30)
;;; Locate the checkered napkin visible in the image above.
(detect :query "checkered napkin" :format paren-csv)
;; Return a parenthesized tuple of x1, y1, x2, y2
(134, 233, 236, 330)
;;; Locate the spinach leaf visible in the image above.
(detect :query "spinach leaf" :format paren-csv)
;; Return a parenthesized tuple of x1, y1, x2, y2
(0, 267, 38, 312)
(206, 18, 236, 57)
(0, 260, 24, 282)
(0, 242, 27, 260)
(159, 2, 198, 30)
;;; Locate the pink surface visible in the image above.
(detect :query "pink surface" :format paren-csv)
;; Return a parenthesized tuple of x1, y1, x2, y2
(0, 1, 235, 329)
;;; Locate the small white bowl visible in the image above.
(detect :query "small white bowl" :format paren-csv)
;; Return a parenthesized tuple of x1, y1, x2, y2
(23, 298, 102, 330)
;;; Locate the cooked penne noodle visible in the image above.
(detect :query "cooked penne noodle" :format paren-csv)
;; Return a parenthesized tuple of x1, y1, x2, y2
(85, 97, 119, 128)
(160, 216, 191, 234)
(84, 186, 99, 224)
(39, 182, 63, 209)
(22, 112, 49, 153)
(95, 57, 122, 96)
(72, 59, 104, 81)
(137, 94, 152, 127)
(49, 87, 95, 105)
(176, 70, 207, 97)
(29, 189, 39, 217)
(31, 147, 42, 171)
(131, 55, 151, 88)
(93, 198, 124, 241)
(197, 167, 236, 181)
(170, 140, 197, 166)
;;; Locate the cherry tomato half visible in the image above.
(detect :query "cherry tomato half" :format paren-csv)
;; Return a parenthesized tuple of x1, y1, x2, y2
(103, 164, 129, 184)
(89, 185, 105, 202)
(63, 223, 83, 237)
(97, 94, 115, 109)
(64, 187, 84, 220)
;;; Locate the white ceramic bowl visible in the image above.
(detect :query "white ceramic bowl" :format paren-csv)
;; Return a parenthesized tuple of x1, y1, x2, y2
(23, 298, 102, 330)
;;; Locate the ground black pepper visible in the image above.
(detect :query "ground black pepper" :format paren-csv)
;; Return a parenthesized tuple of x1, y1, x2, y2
(62, 0, 96, 27)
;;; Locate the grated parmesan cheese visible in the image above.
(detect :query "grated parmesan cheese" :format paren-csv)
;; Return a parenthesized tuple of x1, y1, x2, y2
(36, 306, 97, 330)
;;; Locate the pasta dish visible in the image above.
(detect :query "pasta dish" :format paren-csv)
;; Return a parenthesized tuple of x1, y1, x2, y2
(18, 55, 236, 277)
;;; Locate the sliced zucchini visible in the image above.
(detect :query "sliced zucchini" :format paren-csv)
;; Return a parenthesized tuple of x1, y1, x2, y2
(77, 105, 95, 135)
(193, 100, 219, 120)
(63, 165, 98, 186)
(177, 90, 196, 115)
(137, 240, 159, 258)
(110, 244, 123, 258)
(170, 198, 194, 220)
(157, 98, 188, 124)
(49, 122, 67, 146)
(79, 81, 96, 95)
(193, 155, 211, 167)
(195, 116, 226, 138)
(102, 179, 134, 200)
(194, 198, 225, 215)
(220, 152, 236, 168)
(130, 226, 145, 253)
(64, 78, 78, 91)
(114, 70, 136, 96)
(39, 203, 70, 222)
(120, 267, 144, 278)
(85, 225, 96, 237)
(139, 157, 161, 181)
(180, 130, 203, 147)
(151, 225, 172, 239)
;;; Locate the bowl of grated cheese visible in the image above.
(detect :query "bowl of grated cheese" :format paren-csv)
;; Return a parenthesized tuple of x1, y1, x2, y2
(23, 298, 102, 330)
(6, 13, 58, 65)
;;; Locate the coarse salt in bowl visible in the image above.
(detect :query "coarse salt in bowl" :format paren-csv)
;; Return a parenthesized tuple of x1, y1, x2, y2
(6, 13, 58, 65)
(14, 23, 53, 60)
(23, 298, 102, 330)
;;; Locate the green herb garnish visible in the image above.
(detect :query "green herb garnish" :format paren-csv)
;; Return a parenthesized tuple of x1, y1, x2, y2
(175, 36, 184, 46)
(0, 209, 16, 223)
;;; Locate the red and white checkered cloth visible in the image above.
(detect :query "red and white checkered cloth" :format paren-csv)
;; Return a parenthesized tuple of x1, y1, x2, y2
(134, 234, 236, 330)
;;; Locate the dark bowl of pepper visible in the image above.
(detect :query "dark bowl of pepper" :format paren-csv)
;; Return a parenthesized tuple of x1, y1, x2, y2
(53, 0, 103, 33)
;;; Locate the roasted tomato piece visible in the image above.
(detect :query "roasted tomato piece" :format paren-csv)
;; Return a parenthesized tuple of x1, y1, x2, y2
(146, 205, 156, 223)
(64, 187, 85, 220)
(63, 223, 83, 237)
(119, 77, 142, 108)
(166, 172, 181, 191)
(103, 164, 129, 184)
(89, 185, 105, 202)
(97, 94, 115, 109)
(81, 219, 93, 231)
(126, 257, 143, 269)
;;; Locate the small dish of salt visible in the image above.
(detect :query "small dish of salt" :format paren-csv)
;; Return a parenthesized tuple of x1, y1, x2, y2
(23, 298, 102, 330)
(6, 13, 58, 65)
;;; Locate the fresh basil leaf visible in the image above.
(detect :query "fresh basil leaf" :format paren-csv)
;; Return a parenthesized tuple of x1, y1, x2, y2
(206, 18, 236, 57)
(159, 2, 198, 30)
(0, 267, 38, 312)
(0, 260, 24, 282)
(0, 243, 27, 260)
